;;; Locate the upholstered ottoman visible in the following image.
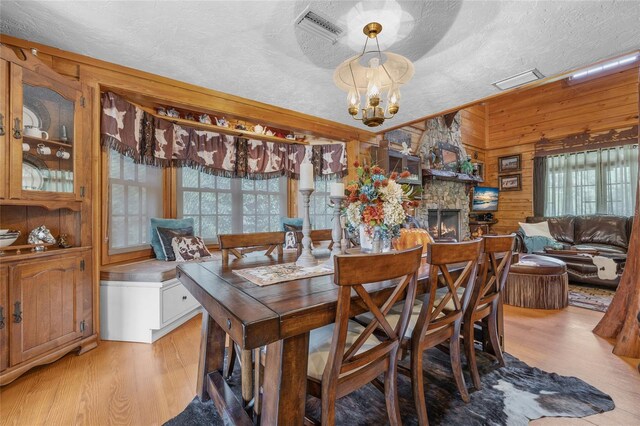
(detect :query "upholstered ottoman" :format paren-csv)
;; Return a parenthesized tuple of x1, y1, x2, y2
(504, 254, 569, 309)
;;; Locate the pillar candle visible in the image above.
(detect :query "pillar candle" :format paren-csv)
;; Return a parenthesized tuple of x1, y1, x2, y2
(330, 182, 344, 197)
(300, 163, 314, 190)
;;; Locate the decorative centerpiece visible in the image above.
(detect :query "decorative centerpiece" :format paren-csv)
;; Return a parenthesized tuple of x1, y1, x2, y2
(344, 161, 419, 252)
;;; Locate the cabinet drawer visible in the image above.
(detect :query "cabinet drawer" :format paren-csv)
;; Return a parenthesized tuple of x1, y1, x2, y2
(161, 283, 198, 325)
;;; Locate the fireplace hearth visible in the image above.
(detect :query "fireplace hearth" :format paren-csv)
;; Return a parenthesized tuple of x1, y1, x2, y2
(428, 209, 460, 241)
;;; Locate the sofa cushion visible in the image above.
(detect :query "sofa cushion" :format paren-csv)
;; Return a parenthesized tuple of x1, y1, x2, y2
(575, 215, 630, 249)
(526, 216, 575, 244)
(571, 243, 627, 255)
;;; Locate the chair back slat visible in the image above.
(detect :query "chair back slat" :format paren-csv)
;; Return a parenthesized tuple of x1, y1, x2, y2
(414, 240, 483, 341)
(323, 246, 423, 385)
(333, 246, 424, 286)
(218, 231, 285, 265)
(470, 235, 515, 315)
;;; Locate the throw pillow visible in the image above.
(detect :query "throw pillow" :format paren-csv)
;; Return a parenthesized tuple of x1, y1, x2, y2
(523, 234, 558, 253)
(149, 217, 195, 260)
(283, 223, 302, 249)
(519, 221, 555, 240)
(171, 236, 212, 261)
(281, 217, 303, 231)
(156, 226, 194, 261)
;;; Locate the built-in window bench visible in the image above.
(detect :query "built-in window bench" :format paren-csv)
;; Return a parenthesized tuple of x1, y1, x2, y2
(100, 260, 202, 343)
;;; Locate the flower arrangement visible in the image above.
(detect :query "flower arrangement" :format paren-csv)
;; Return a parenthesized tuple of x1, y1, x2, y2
(344, 161, 420, 245)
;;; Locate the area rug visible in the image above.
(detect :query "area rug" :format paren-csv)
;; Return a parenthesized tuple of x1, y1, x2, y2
(164, 348, 614, 426)
(568, 284, 615, 313)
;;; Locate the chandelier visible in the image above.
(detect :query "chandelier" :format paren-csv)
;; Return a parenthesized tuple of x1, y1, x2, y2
(333, 22, 414, 127)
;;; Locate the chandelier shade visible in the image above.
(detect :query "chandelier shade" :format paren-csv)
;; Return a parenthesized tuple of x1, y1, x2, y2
(332, 52, 414, 92)
(333, 22, 414, 127)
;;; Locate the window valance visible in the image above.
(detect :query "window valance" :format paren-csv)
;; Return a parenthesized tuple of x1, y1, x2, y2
(100, 92, 347, 180)
(535, 125, 639, 157)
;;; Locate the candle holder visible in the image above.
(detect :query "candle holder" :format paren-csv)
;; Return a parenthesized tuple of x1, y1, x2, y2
(322, 195, 346, 269)
(296, 188, 317, 267)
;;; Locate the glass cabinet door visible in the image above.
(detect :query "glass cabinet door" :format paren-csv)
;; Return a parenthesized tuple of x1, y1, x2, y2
(21, 83, 75, 193)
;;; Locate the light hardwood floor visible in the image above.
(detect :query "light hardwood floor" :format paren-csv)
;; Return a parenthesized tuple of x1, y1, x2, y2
(1, 306, 638, 425)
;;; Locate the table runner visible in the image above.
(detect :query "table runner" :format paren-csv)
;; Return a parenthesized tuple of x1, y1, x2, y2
(232, 262, 333, 286)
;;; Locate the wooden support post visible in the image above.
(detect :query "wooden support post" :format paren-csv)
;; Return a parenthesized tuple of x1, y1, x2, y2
(593, 78, 640, 359)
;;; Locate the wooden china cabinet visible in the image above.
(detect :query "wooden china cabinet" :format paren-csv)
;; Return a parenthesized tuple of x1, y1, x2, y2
(0, 45, 97, 385)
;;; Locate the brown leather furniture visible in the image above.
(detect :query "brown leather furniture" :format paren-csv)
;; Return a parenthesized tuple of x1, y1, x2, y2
(516, 215, 632, 288)
(504, 254, 569, 309)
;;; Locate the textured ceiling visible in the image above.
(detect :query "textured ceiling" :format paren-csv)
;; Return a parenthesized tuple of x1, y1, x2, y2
(1, 1, 639, 131)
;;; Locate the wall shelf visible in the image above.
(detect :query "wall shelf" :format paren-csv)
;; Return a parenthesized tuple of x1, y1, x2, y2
(422, 169, 483, 184)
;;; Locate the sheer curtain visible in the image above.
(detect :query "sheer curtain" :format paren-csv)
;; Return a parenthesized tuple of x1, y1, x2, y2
(544, 144, 638, 216)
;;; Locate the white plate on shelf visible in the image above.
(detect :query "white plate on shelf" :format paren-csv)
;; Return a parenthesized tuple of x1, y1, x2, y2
(22, 161, 45, 191)
(23, 105, 42, 129)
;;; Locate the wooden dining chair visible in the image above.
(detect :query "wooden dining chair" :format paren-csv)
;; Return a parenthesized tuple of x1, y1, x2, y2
(295, 228, 334, 256)
(217, 231, 285, 409)
(462, 234, 515, 390)
(305, 246, 423, 425)
(402, 240, 483, 425)
(218, 231, 285, 266)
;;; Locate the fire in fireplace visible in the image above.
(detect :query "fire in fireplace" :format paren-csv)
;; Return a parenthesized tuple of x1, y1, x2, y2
(428, 209, 460, 241)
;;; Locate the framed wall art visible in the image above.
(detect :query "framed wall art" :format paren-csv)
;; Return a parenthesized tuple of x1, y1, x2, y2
(499, 174, 522, 191)
(498, 154, 521, 173)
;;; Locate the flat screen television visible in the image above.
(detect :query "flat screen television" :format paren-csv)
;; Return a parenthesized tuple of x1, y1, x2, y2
(471, 187, 499, 212)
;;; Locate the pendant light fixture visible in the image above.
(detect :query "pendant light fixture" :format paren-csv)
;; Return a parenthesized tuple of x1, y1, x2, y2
(333, 22, 414, 127)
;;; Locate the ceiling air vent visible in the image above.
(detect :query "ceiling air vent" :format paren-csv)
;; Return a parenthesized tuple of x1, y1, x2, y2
(492, 69, 545, 91)
(295, 6, 343, 44)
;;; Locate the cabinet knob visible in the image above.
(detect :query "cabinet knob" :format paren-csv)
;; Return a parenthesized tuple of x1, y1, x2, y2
(182, 295, 187, 301)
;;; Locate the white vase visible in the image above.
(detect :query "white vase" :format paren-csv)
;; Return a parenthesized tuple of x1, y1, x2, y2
(359, 225, 383, 253)
(359, 224, 373, 252)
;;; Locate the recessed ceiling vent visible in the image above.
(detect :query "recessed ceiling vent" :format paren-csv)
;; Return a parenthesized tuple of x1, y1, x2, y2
(492, 69, 545, 91)
(295, 6, 343, 44)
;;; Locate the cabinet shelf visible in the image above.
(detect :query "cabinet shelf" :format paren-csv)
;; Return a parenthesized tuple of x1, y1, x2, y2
(0, 245, 91, 263)
(23, 136, 73, 149)
(0, 198, 82, 211)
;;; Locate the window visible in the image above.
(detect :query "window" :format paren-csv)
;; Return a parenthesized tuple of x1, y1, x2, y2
(108, 150, 163, 253)
(544, 145, 638, 216)
(308, 179, 335, 229)
(177, 168, 287, 241)
(177, 168, 233, 241)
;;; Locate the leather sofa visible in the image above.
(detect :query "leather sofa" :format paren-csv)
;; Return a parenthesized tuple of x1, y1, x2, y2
(516, 215, 633, 288)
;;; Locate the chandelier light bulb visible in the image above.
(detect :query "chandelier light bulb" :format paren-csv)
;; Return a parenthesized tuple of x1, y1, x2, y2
(366, 57, 382, 107)
(347, 88, 360, 116)
(387, 84, 401, 115)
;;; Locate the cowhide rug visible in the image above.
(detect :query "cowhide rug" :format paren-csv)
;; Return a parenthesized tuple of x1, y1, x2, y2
(164, 348, 613, 426)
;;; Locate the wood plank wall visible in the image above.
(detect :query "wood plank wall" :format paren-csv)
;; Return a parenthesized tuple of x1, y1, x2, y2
(485, 66, 639, 234)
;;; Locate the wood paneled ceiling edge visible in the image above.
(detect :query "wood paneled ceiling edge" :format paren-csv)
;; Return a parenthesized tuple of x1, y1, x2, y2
(0, 34, 377, 144)
(380, 49, 640, 135)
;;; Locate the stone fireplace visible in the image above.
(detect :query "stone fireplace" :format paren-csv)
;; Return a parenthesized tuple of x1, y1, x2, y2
(415, 112, 472, 240)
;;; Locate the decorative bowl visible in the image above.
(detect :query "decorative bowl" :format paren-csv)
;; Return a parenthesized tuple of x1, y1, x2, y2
(0, 230, 20, 247)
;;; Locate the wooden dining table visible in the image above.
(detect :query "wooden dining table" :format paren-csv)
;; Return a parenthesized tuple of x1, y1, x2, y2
(176, 251, 437, 425)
